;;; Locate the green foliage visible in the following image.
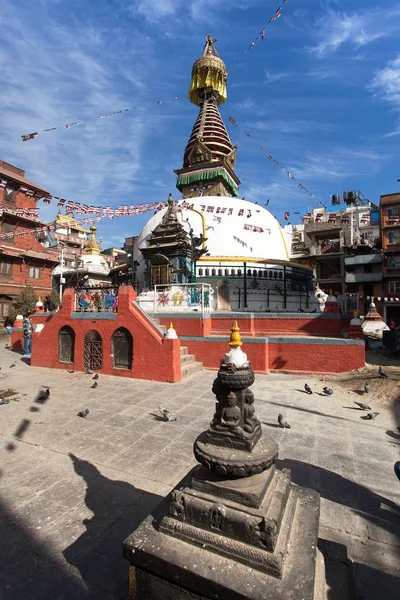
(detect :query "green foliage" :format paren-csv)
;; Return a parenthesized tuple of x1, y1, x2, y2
(49, 288, 60, 308)
(9, 286, 38, 319)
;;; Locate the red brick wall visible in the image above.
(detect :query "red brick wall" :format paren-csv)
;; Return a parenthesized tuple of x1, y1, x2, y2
(16, 287, 182, 382)
(158, 316, 212, 337)
(180, 337, 364, 374)
(0, 260, 54, 296)
(210, 314, 342, 337)
(183, 339, 269, 373)
(268, 340, 364, 373)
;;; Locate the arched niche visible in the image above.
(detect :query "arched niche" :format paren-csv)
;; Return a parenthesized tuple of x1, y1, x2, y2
(112, 327, 133, 369)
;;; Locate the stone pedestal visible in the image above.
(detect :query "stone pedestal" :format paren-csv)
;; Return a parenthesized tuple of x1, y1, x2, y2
(123, 466, 320, 599)
(123, 321, 320, 599)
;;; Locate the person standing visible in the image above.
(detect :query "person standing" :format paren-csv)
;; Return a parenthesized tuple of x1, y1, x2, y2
(389, 319, 396, 329)
(22, 312, 33, 358)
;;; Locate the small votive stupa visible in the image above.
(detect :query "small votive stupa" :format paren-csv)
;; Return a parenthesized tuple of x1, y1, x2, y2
(124, 322, 321, 599)
(361, 299, 390, 339)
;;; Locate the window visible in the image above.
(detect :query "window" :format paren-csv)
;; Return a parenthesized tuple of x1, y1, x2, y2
(389, 281, 400, 294)
(3, 185, 16, 203)
(0, 261, 12, 277)
(28, 266, 40, 279)
(0, 301, 10, 317)
(387, 231, 400, 245)
(1, 223, 15, 238)
(388, 256, 400, 269)
(387, 207, 400, 218)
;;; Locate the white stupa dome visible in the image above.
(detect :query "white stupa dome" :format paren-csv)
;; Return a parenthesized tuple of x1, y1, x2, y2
(135, 196, 289, 262)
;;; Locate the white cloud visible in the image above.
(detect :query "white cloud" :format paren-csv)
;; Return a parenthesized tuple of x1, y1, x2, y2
(309, 9, 398, 57)
(265, 70, 289, 83)
(289, 148, 385, 182)
(370, 55, 400, 107)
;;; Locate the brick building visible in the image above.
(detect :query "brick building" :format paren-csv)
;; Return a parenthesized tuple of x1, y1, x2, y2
(0, 160, 59, 319)
(380, 192, 400, 324)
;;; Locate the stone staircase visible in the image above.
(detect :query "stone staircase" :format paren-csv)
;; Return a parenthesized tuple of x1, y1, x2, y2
(153, 320, 203, 380)
(180, 345, 203, 379)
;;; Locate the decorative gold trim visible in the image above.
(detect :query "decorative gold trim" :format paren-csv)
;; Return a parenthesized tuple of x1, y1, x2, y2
(128, 565, 137, 600)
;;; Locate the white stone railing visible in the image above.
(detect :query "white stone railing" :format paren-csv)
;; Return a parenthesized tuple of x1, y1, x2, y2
(154, 284, 212, 314)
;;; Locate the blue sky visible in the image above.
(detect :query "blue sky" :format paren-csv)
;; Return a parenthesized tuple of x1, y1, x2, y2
(1, 0, 400, 247)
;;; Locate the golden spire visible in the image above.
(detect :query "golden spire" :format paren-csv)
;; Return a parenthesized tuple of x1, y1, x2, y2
(86, 224, 100, 256)
(228, 321, 242, 348)
(188, 34, 228, 106)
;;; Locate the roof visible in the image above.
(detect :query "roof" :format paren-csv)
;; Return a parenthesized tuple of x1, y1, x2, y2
(50, 213, 91, 234)
(0, 243, 59, 263)
(0, 161, 50, 196)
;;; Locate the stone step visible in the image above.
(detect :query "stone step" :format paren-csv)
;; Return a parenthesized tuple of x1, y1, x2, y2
(180, 346, 189, 356)
(181, 360, 203, 379)
(181, 352, 195, 364)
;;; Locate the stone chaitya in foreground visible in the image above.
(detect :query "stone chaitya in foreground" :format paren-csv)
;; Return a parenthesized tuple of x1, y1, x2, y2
(123, 322, 320, 599)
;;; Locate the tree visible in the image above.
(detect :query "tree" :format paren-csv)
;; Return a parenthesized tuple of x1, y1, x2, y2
(9, 286, 38, 319)
(49, 288, 60, 308)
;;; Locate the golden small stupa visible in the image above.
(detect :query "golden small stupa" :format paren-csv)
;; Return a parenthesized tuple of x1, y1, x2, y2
(228, 320, 242, 348)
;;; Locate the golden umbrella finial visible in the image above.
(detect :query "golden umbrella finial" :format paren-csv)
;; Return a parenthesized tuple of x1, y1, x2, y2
(168, 322, 174, 330)
(229, 321, 242, 348)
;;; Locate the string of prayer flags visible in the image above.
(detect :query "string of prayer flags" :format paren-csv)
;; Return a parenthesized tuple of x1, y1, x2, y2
(21, 107, 136, 141)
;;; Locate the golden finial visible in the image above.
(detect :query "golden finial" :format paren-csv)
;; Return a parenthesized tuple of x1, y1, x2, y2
(229, 321, 242, 348)
(188, 35, 228, 106)
(353, 310, 358, 318)
(168, 322, 174, 330)
(86, 224, 100, 256)
(329, 288, 333, 296)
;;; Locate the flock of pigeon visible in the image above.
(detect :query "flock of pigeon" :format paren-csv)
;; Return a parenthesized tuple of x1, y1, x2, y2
(277, 366, 391, 429)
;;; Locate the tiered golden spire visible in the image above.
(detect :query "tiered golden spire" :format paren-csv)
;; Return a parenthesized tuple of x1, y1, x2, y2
(188, 34, 228, 106)
(85, 224, 100, 256)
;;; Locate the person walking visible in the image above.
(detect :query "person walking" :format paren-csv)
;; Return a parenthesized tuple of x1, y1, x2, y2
(22, 312, 33, 358)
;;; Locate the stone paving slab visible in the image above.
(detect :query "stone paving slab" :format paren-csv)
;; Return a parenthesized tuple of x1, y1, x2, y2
(0, 340, 399, 599)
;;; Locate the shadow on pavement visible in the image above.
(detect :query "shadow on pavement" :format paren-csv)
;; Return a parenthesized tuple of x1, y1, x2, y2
(63, 453, 163, 599)
(318, 538, 400, 600)
(1, 455, 163, 600)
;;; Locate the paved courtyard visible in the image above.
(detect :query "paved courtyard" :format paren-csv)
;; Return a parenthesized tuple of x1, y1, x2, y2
(0, 338, 399, 599)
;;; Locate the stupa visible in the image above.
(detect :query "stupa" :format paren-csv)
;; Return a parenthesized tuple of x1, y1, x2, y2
(123, 322, 320, 598)
(362, 298, 390, 339)
(134, 36, 318, 312)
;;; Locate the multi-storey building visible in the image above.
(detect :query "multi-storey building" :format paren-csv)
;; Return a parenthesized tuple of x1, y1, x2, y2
(0, 160, 59, 319)
(292, 192, 381, 314)
(380, 193, 400, 324)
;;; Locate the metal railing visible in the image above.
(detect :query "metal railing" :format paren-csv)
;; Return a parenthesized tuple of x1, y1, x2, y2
(74, 286, 118, 312)
(154, 284, 212, 314)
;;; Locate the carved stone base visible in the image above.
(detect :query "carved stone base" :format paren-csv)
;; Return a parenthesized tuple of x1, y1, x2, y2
(159, 467, 292, 576)
(123, 470, 320, 600)
(193, 429, 278, 477)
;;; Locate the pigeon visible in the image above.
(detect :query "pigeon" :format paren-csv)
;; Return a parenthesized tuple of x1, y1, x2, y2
(354, 401, 371, 410)
(395, 462, 400, 482)
(10, 362, 17, 368)
(93, 374, 99, 380)
(68, 370, 75, 373)
(364, 381, 370, 394)
(91, 382, 98, 389)
(304, 383, 313, 394)
(278, 413, 291, 428)
(323, 387, 333, 396)
(85, 369, 93, 374)
(77, 409, 89, 418)
(158, 406, 177, 422)
(378, 366, 388, 378)
(36, 389, 50, 403)
(365, 412, 379, 420)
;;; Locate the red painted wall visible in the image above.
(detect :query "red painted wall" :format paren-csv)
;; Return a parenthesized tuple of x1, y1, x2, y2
(14, 287, 181, 382)
(268, 341, 364, 373)
(183, 339, 269, 374)
(182, 338, 364, 374)
(158, 315, 212, 337)
(211, 315, 342, 337)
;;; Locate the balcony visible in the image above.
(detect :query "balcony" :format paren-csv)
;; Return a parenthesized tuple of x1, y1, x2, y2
(344, 254, 382, 266)
(382, 217, 400, 227)
(345, 272, 382, 283)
